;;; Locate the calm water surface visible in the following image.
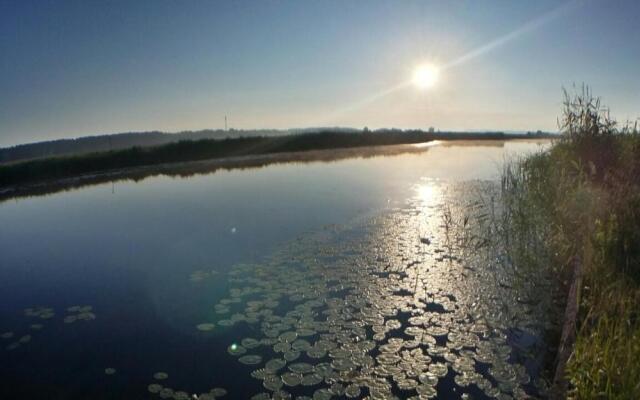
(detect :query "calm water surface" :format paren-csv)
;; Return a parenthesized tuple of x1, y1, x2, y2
(0, 140, 551, 399)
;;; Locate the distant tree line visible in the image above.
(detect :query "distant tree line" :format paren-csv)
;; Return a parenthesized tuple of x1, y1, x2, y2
(0, 129, 284, 164)
(0, 127, 555, 165)
(0, 129, 556, 188)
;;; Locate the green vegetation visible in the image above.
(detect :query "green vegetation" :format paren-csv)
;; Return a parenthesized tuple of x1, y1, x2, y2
(500, 86, 640, 398)
(0, 129, 541, 188)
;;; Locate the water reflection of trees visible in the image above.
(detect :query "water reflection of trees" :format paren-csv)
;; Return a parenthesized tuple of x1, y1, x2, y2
(0, 139, 548, 203)
(0, 144, 428, 202)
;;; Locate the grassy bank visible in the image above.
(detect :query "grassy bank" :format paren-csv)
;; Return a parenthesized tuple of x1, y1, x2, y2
(0, 130, 546, 188)
(500, 87, 640, 398)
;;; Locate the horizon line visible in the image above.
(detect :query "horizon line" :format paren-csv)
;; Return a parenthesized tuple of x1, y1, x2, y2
(1, 126, 559, 149)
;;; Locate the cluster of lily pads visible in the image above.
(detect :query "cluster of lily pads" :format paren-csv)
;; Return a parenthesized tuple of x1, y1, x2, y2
(190, 269, 219, 283)
(1, 330, 33, 351)
(24, 306, 55, 320)
(64, 305, 96, 323)
(146, 371, 228, 400)
(2, 182, 558, 399)
(193, 182, 555, 399)
(2, 304, 96, 351)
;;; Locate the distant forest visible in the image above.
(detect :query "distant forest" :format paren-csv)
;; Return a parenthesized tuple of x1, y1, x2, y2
(0, 129, 292, 164)
(0, 129, 555, 188)
(0, 128, 552, 164)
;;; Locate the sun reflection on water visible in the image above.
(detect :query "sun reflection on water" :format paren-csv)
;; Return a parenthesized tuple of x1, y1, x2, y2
(415, 180, 442, 206)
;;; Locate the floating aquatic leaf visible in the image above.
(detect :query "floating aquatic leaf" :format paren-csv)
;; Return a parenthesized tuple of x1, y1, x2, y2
(281, 372, 302, 386)
(329, 383, 345, 396)
(306, 347, 326, 359)
(196, 323, 215, 331)
(76, 312, 96, 321)
(251, 368, 271, 380)
(230, 313, 246, 322)
(416, 384, 437, 398)
(265, 358, 287, 372)
(263, 375, 284, 391)
(278, 331, 298, 343)
(1, 332, 14, 339)
(288, 362, 313, 374)
(296, 328, 316, 337)
(291, 339, 311, 351)
(429, 363, 448, 377)
(238, 355, 263, 365)
(18, 335, 31, 344)
(418, 372, 439, 386)
(397, 378, 418, 390)
(272, 389, 292, 400)
(242, 338, 261, 349)
(104, 368, 116, 375)
(311, 363, 333, 377)
(425, 326, 448, 337)
(404, 326, 424, 336)
(153, 372, 169, 380)
(312, 388, 332, 400)
(283, 350, 300, 362)
(273, 342, 291, 353)
(148, 383, 163, 393)
(315, 340, 335, 351)
(174, 391, 190, 400)
(210, 387, 227, 396)
(344, 384, 361, 398)
(331, 358, 355, 371)
(190, 270, 217, 283)
(158, 387, 174, 399)
(25, 307, 55, 319)
(300, 373, 323, 386)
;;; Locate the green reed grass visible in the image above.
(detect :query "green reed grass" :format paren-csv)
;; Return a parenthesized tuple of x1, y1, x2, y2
(498, 86, 640, 398)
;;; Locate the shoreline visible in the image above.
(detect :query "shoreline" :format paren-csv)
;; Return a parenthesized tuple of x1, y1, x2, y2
(0, 138, 551, 202)
(0, 131, 556, 187)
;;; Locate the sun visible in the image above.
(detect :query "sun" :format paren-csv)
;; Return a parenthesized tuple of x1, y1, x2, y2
(412, 64, 440, 90)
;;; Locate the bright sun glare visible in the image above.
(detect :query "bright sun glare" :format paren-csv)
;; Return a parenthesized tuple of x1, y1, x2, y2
(412, 64, 440, 90)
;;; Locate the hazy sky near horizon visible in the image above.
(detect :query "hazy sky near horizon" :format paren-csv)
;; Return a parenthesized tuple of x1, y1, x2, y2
(1, 0, 639, 147)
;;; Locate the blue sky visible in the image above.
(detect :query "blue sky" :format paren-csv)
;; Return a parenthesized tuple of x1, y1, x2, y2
(1, 0, 639, 146)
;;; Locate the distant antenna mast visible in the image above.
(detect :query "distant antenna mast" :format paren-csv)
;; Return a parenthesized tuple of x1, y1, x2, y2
(224, 115, 228, 131)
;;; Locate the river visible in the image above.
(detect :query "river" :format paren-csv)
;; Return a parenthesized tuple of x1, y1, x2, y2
(0, 140, 553, 399)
